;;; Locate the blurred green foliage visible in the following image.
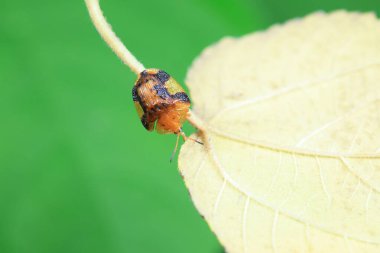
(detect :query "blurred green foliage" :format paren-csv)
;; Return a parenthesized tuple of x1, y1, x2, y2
(0, 0, 378, 253)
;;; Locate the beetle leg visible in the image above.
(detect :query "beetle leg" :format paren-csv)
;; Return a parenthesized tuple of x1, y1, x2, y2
(180, 129, 203, 145)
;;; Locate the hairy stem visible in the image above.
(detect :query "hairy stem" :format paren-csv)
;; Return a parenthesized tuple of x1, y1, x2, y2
(85, 0, 145, 74)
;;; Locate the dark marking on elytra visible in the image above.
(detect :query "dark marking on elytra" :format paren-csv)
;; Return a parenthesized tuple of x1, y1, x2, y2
(135, 79, 143, 88)
(132, 86, 138, 101)
(153, 84, 170, 99)
(172, 92, 190, 103)
(141, 114, 150, 130)
(156, 70, 170, 83)
(133, 86, 147, 113)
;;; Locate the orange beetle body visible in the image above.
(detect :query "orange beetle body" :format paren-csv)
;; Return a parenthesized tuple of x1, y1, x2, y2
(132, 69, 190, 134)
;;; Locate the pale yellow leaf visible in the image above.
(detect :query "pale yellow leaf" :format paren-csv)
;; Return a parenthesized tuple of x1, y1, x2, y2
(179, 11, 380, 253)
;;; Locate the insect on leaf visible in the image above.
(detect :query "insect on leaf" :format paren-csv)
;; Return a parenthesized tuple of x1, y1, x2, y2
(179, 11, 380, 253)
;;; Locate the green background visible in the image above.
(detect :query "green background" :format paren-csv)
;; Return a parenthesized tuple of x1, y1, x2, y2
(0, 0, 378, 252)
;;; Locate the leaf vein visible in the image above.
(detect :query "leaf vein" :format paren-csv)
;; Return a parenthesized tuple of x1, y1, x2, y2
(206, 136, 380, 245)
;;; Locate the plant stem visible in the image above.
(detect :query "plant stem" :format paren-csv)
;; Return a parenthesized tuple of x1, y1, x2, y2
(84, 0, 145, 74)
(187, 110, 206, 133)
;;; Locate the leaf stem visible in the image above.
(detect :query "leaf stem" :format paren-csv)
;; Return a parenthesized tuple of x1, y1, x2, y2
(187, 110, 206, 133)
(84, 0, 145, 74)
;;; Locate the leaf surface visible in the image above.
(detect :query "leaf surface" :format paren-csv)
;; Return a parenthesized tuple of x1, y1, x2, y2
(179, 11, 380, 253)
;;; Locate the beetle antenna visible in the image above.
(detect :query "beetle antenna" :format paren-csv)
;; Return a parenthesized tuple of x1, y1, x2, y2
(170, 133, 181, 163)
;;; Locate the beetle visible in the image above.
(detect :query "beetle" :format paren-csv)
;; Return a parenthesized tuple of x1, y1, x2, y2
(132, 69, 190, 135)
(132, 68, 202, 160)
